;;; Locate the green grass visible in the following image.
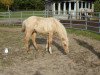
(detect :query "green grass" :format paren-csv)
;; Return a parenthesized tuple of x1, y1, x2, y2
(67, 28, 100, 41)
(0, 24, 21, 28)
(0, 11, 45, 19)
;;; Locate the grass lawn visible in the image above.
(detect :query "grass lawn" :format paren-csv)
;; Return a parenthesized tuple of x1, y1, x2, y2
(67, 28, 100, 41)
(0, 11, 45, 19)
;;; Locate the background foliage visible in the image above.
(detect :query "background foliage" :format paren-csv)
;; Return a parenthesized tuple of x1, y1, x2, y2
(0, 0, 14, 11)
(94, 0, 100, 12)
(0, 0, 45, 11)
(0, 0, 100, 11)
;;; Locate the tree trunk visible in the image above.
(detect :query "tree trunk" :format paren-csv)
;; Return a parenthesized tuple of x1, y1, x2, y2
(7, 5, 10, 12)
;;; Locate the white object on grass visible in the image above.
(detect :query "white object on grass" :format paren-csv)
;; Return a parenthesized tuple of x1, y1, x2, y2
(4, 48, 8, 54)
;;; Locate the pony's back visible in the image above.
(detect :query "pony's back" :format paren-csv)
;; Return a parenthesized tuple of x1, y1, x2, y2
(22, 16, 38, 32)
(22, 16, 56, 33)
(22, 16, 67, 37)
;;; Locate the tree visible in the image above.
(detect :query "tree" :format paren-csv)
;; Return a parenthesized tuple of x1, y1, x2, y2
(94, 0, 100, 12)
(11, 0, 45, 11)
(29, 0, 45, 10)
(0, 0, 14, 11)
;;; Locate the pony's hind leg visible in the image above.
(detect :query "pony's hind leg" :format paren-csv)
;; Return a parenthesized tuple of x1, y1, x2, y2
(46, 32, 53, 54)
(24, 30, 32, 53)
(31, 32, 38, 51)
(46, 43, 48, 52)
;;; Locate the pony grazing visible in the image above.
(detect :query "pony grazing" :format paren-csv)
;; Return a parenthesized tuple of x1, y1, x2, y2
(22, 16, 69, 54)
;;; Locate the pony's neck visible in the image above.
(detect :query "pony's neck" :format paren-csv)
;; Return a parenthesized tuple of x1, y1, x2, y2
(53, 18, 67, 40)
(56, 25, 67, 41)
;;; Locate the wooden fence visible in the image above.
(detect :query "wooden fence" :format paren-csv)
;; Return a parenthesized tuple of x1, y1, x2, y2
(0, 11, 100, 33)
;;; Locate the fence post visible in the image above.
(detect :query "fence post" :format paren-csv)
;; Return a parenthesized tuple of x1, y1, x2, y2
(33, 11, 34, 16)
(8, 11, 11, 25)
(99, 12, 100, 33)
(85, 12, 88, 30)
(70, 11, 72, 28)
(99, 12, 100, 22)
(44, 10, 47, 17)
(47, 10, 49, 17)
(8, 11, 10, 19)
(21, 11, 23, 23)
(99, 23, 100, 33)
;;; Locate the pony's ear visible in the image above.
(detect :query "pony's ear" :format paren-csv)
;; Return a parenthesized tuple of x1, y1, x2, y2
(54, 18, 60, 22)
(57, 19, 60, 21)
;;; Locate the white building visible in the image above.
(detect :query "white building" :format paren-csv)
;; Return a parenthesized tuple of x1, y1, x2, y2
(45, 0, 95, 19)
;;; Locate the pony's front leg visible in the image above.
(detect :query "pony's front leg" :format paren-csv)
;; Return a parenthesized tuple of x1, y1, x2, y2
(31, 32, 38, 51)
(45, 44, 48, 52)
(46, 33, 53, 54)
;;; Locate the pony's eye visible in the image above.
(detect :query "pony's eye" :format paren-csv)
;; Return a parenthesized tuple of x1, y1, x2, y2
(64, 44, 66, 46)
(62, 38, 65, 41)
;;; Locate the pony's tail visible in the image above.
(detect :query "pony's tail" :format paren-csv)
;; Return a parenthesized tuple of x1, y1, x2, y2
(21, 21, 25, 32)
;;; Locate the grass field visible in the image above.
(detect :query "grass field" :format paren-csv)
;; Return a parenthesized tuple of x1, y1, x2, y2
(67, 28, 100, 41)
(0, 11, 45, 19)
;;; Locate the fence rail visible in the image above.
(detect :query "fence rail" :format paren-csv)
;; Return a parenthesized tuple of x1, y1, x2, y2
(0, 11, 100, 33)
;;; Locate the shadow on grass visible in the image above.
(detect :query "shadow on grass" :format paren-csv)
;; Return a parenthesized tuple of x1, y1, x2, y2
(74, 38, 100, 59)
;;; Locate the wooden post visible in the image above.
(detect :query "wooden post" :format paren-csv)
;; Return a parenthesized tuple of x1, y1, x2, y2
(21, 11, 23, 23)
(8, 11, 10, 25)
(70, 13, 72, 28)
(99, 12, 100, 23)
(99, 12, 100, 33)
(85, 12, 88, 30)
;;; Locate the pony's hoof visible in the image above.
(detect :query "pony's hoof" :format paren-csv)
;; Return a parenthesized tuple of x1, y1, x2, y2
(49, 47, 52, 54)
(45, 48, 48, 51)
(35, 48, 39, 51)
(27, 49, 31, 53)
(64, 50, 69, 54)
(27, 51, 30, 53)
(49, 51, 53, 54)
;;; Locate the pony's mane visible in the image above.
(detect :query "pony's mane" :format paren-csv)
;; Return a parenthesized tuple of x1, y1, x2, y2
(53, 18, 68, 39)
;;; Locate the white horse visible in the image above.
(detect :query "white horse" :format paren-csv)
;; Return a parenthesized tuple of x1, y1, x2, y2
(22, 16, 69, 54)
(79, 8, 93, 20)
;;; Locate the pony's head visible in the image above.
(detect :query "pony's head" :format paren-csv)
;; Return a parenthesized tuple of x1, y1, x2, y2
(61, 38, 69, 54)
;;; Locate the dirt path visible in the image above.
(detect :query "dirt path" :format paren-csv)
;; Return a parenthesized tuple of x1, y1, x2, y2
(0, 27, 100, 75)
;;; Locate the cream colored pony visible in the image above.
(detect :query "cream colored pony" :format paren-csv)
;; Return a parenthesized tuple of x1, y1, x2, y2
(22, 16, 69, 54)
